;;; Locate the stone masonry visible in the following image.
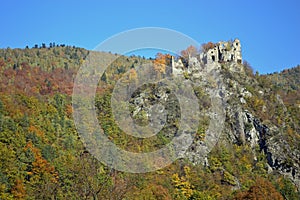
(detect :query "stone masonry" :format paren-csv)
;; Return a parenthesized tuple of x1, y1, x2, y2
(172, 39, 242, 75)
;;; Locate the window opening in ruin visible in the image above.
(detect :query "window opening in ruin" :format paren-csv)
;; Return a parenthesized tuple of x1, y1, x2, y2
(212, 55, 215, 61)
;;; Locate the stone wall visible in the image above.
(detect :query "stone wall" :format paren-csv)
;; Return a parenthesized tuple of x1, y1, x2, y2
(201, 39, 242, 64)
(171, 39, 243, 76)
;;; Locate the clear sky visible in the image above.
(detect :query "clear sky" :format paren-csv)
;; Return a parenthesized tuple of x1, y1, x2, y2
(1, 0, 299, 74)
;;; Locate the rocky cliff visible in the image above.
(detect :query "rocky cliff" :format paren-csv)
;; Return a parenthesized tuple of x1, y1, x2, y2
(131, 44, 300, 190)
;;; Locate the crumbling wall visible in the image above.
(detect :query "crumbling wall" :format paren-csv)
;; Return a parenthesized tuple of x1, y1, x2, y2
(171, 39, 242, 76)
(200, 38, 242, 64)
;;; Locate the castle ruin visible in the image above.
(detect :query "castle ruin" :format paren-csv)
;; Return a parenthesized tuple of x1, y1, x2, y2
(171, 39, 242, 75)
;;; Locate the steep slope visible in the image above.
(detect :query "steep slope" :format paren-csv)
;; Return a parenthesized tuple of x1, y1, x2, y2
(215, 62, 300, 189)
(136, 54, 300, 189)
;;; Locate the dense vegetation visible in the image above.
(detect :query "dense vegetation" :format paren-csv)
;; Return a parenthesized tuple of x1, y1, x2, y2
(0, 45, 299, 199)
(261, 66, 300, 133)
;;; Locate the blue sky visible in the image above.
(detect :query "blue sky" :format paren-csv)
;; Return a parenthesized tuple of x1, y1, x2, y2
(1, 0, 299, 74)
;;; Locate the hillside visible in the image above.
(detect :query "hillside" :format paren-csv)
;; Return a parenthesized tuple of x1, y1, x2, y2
(0, 44, 299, 199)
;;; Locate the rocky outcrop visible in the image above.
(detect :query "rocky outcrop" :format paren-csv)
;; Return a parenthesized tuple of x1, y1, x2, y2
(133, 39, 300, 189)
(222, 70, 300, 189)
(242, 110, 300, 189)
(188, 50, 300, 189)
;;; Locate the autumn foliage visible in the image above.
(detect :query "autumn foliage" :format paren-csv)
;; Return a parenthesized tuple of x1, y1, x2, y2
(234, 177, 284, 200)
(11, 179, 26, 199)
(153, 53, 172, 74)
(0, 45, 299, 199)
(180, 45, 198, 59)
(201, 42, 215, 53)
(24, 142, 58, 183)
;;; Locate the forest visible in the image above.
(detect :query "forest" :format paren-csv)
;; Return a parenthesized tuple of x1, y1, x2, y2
(0, 44, 299, 199)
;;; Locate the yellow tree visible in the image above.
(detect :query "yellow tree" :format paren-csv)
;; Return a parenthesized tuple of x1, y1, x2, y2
(153, 53, 171, 74)
(172, 166, 194, 199)
(129, 68, 137, 82)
